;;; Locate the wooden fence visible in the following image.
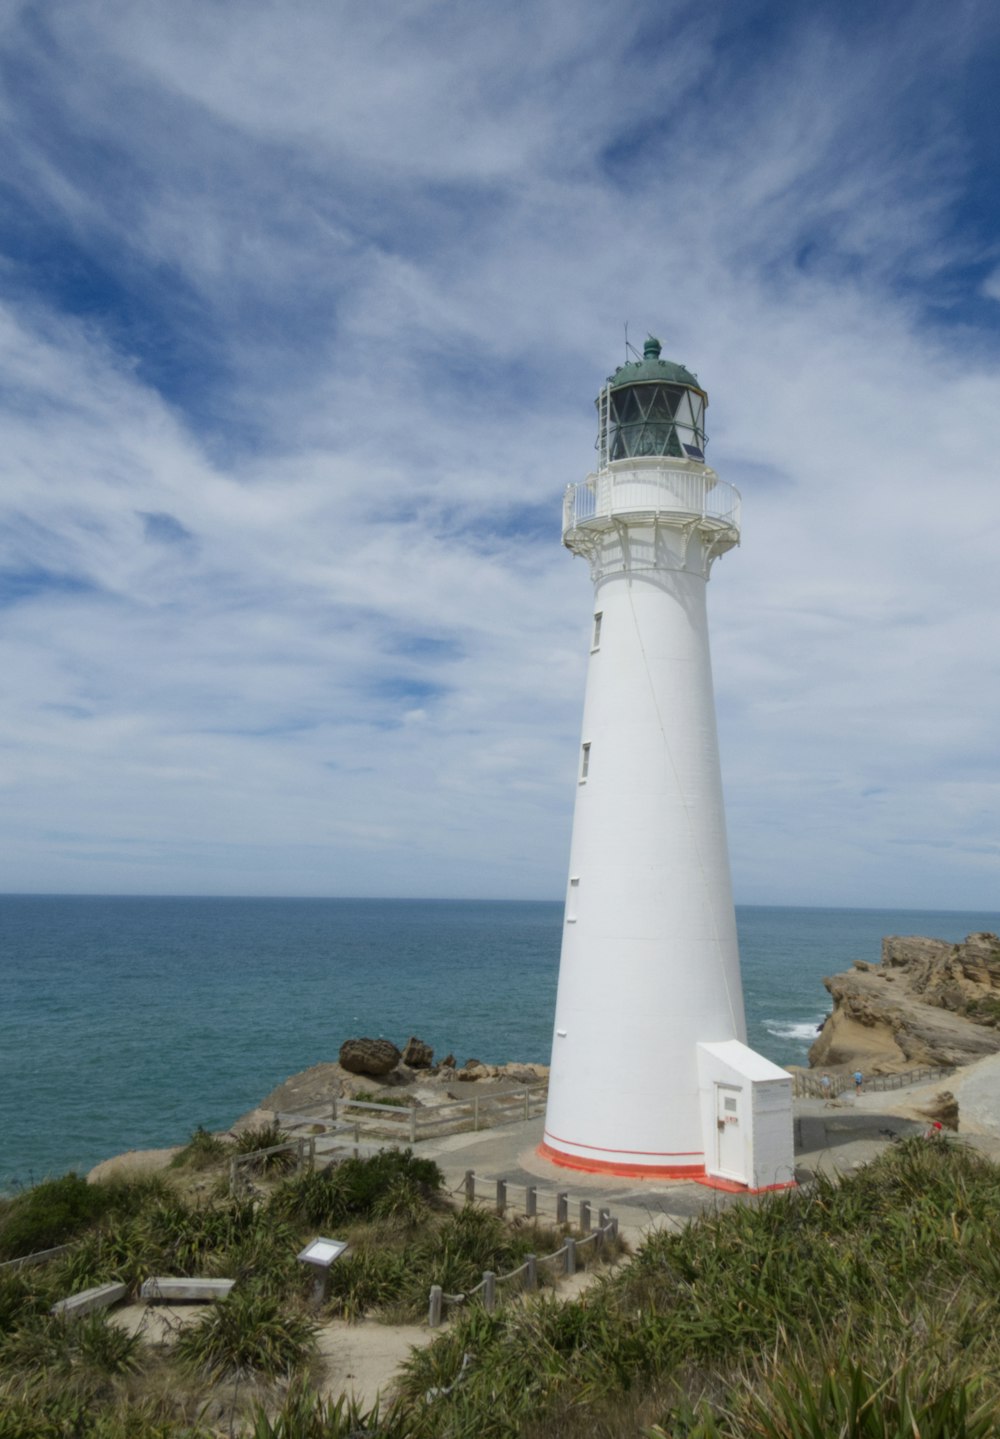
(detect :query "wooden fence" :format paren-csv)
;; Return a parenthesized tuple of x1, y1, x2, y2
(428, 1209, 619, 1327)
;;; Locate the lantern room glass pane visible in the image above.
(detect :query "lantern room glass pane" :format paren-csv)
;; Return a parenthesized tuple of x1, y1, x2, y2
(604, 382, 707, 461)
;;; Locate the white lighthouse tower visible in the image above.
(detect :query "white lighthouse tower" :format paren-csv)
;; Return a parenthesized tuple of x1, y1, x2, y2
(541, 336, 794, 1190)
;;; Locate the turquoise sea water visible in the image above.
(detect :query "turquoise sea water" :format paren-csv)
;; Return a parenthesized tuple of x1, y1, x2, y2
(2, 896, 998, 1191)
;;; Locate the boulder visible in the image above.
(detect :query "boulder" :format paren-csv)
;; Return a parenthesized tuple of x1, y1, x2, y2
(338, 1038, 401, 1077)
(439, 1054, 456, 1069)
(917, 1090, 960, 1132)
(401, 1036, 434, 1069)
(499, 1064, 541, 1085)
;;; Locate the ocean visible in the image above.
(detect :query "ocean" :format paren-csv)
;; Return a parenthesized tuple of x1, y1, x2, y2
(2, 896, 998, 1192)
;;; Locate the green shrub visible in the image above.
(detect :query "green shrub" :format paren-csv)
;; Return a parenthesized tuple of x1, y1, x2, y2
(233, 1123, 297, 1174)
(169, 1126, 231, 1170)
(174, 1288, 317, 1381)
(248, 1382, 408, 1438)
(351, 1089, 412, 1109)
(0, 1310, 141, 1379)
(269, 1148, 442, 1229)
(0, 1175, 111, 1260)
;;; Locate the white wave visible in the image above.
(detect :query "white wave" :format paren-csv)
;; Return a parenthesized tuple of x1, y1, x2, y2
(762, 1018, 825, 1043)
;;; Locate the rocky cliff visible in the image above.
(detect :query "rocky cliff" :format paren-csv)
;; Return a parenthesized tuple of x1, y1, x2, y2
(809, 932, 1000, 1074)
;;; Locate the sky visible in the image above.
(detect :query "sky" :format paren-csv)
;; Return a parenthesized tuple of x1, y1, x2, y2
(1, 0, 999, 909)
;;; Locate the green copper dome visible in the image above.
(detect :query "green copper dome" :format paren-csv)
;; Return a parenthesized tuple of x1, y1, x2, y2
(605, 336, 704, 395)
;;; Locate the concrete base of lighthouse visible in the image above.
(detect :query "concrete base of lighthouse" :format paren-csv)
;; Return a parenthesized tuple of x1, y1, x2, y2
(539, 1040, 795, 1192)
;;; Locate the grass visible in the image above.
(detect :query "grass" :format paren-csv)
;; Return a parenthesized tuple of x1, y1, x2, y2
(18, 1138, 992, 1437)
(174, 1289, 317, 1382)
(389, 1135, 1000, 1439)
(0, 1145, 617, 1434)
(169, 1126, 232, 1170)
(350, 1089, 413, 1109)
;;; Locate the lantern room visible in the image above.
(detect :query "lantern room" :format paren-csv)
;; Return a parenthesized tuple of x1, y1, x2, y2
(598, 336, 708, 466)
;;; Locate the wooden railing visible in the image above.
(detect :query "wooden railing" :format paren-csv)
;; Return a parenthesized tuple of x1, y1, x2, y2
(428, 1181, 620, 1327)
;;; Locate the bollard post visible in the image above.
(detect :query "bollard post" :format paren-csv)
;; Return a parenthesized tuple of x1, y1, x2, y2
(465, 1170, 476, 1204)
(496, 1179, 507, 1215)
(525, 1254, 537, 1291)
(564, 1237, 576, 1276)
(483, 1271, 496, 1313)
(526, 1185, 537, 1218)
(579, 1200, 591, 1234)
(557, 1191, 568, 1224)
(428, 1285, 443, 1328)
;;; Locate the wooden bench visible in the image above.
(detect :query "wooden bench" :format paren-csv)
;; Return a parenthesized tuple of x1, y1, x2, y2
(140, 1277, 235, 1303)
(50, 1282, 128, 1317)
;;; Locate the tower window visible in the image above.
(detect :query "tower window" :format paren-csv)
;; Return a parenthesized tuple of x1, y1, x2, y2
(566, 876, 580, 923)
(580, 743, 591, 781)
(591, 612, 603, 651)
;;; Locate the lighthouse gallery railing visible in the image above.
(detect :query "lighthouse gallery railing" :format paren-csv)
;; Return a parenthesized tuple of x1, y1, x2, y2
(563, 465, 741, 536)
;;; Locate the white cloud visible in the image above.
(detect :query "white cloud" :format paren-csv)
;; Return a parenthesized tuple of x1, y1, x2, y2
(0, 0, 999, 905)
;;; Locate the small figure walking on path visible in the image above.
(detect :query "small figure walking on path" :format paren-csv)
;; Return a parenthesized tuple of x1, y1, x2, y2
(924, 1120, 944, 1140)
(853, 1069, 864, 1096)
(821, 1073, 832, 1105)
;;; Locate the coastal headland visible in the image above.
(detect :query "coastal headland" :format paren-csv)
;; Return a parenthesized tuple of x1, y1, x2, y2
(808, 931, 1000, 1074)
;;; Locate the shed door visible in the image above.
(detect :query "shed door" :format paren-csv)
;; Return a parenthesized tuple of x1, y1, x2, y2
(715, 1083, 744, 1179)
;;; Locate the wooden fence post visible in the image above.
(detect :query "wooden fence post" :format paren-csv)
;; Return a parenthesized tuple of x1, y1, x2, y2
(483, 1272, 496, 1313)
(557, 1192, 568, 1224)
(465, 1170, 476, 1203)
(496, 1179, 507, 1215)
(429, 1285, 443, 1328)
(579, 1200, 591, 1234)
(525, 1254, 537, 1292)
(564, 1238, 576, 1276)
(526, 1185, 537, 1218)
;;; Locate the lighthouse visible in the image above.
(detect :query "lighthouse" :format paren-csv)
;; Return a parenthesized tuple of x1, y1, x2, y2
(541, 337, 794, 1190)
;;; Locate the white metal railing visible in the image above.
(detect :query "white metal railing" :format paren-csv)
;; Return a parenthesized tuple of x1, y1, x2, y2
(563, 465, 740, 537)
(267, 1084, 547, 1148)
(790, 1064, 956, 1100)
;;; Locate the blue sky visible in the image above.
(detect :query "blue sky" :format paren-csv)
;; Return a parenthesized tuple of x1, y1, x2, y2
(2, 0, 1000, 907)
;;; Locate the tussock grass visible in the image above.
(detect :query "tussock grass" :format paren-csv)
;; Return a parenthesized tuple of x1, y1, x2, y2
(169, 1126, 232, 1171)
(389, 1137, 1000, 1439)
(174, 1289, 317, 1382)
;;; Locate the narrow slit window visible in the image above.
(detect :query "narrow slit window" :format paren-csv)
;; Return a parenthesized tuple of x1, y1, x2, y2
(580, 743, 591, 781)
(566, 876, 580, 922)
(591, 612, 603, 650)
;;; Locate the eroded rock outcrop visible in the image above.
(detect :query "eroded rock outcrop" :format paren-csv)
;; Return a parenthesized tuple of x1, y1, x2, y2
(809, 933, 1000, 1075)
(401, 1036, 434, 1068)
